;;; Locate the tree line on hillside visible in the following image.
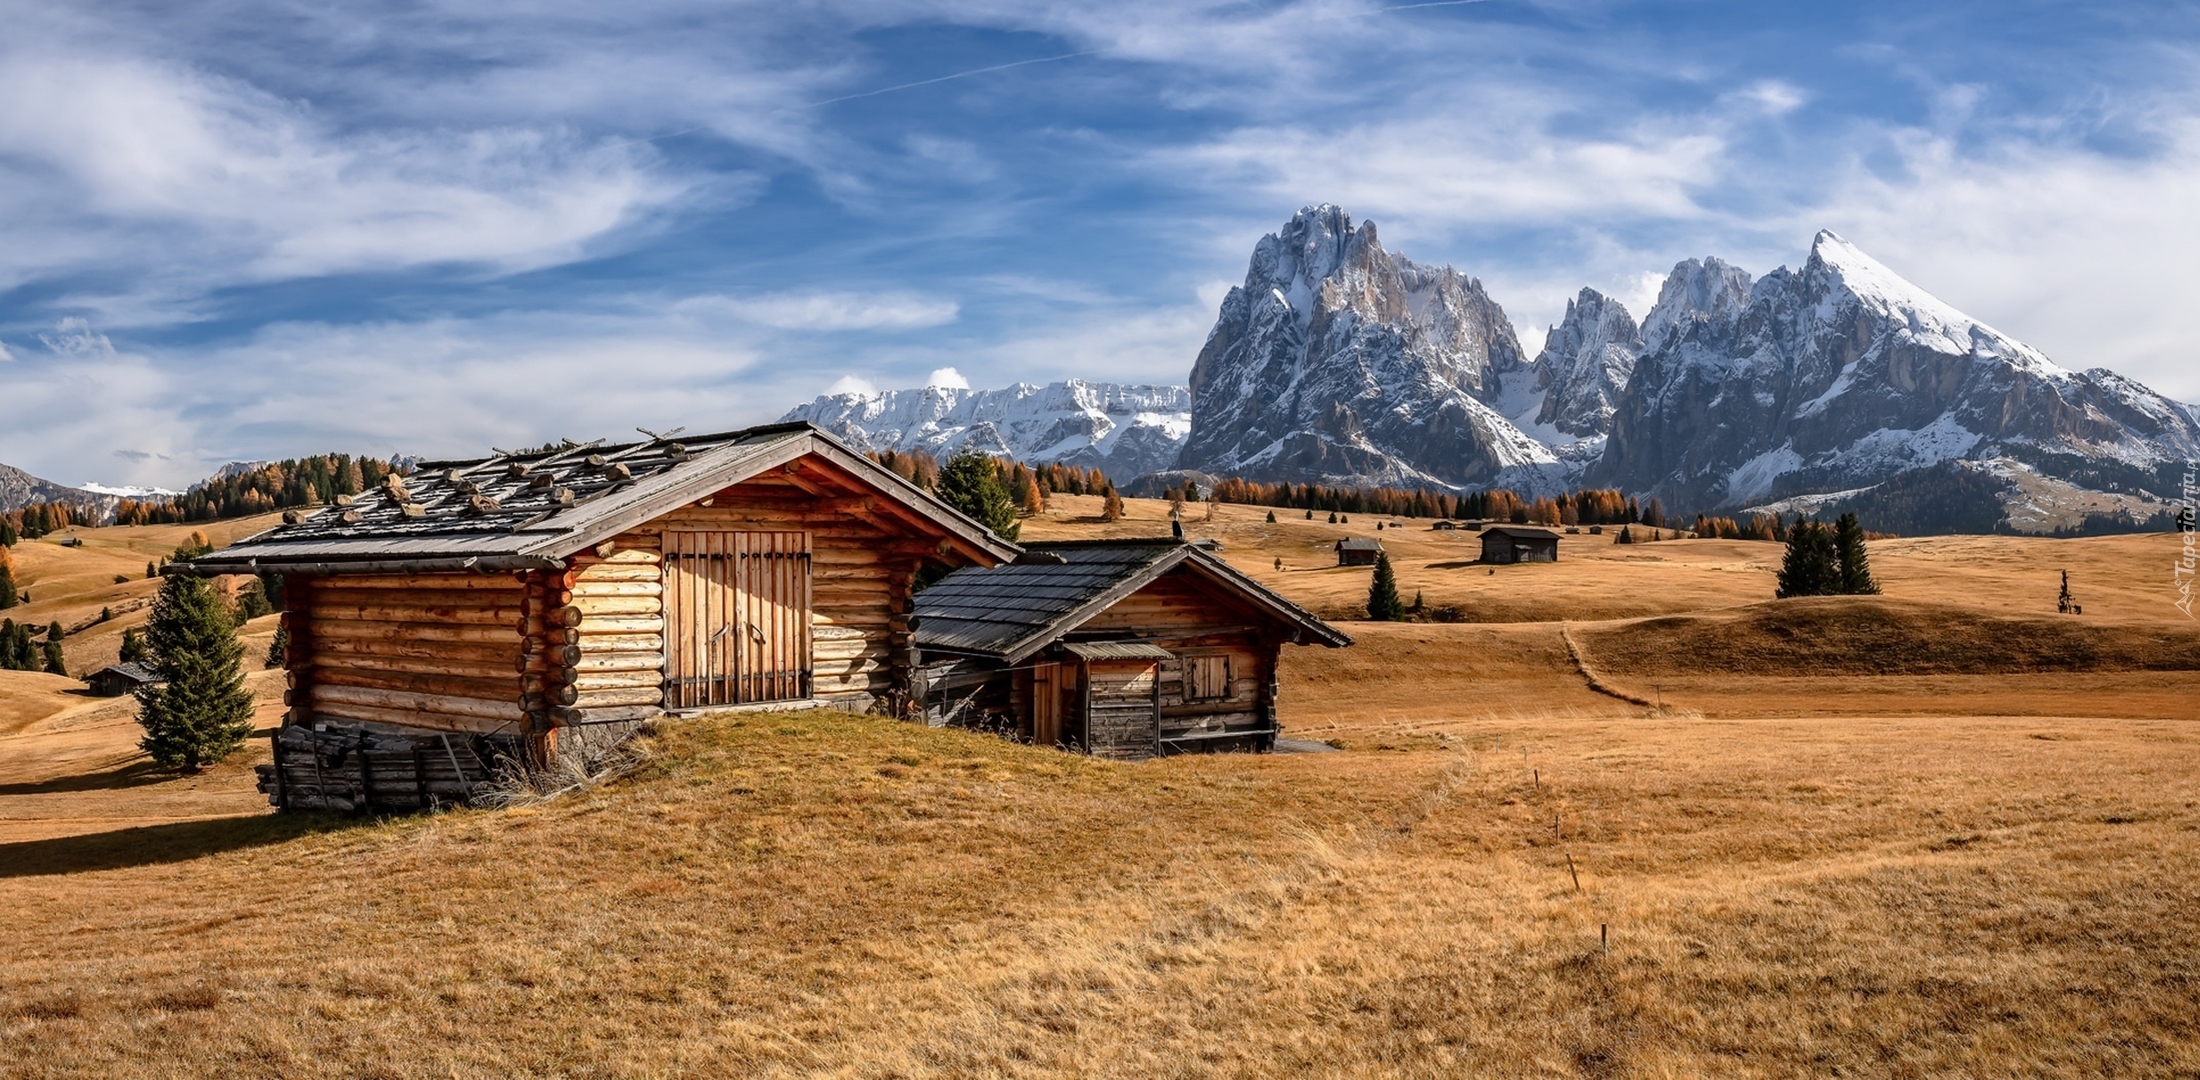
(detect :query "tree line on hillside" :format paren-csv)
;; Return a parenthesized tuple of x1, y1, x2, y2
(870, 449, 1126, 537)
(1188, 477, 1665, 527)
(113, 454, 403, 526)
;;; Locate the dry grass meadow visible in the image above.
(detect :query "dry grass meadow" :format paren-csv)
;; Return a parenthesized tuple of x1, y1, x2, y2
(2, 499, 2196, 1077)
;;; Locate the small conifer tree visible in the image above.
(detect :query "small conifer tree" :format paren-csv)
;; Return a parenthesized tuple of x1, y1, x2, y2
(1304, 509, 1313, 520)
(41, 639, 65, 676)
(0, 549, 16, 610)
(135, 576, 254, 771)
(1615, 525, 1634, 545)
(1774, 520, 1842, 598)
(146, 560, 157, 579)
(1366, 554, 1406, 621)
(1101, 488, 1124, 522)
(1833, 513, 1880, 595)
(267, 623, 289, 668)
(1327, 511, 1338, 524)
(1265, 509, 1276, 523)
(119, 627, 147, 664)
(935, 451, 1020, 542)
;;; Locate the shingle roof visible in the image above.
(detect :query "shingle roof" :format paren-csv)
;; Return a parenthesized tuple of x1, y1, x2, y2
(176, 422, 1017, 575)
(913, 539, 1349, 662)
(1481, 525, 1563, 540)
(93, 662, 161, 684)
(1335, 537, 1384, 551)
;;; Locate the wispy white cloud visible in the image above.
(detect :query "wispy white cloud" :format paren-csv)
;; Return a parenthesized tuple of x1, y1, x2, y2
(0, 50, 691, 293)
(677, 290, 960, 331)
(39, 317, 115, 357)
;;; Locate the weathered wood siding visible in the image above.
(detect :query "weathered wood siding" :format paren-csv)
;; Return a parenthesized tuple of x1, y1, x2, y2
(587, 472, 935, 714)
(286, 573, 530, 737)
(1076, 569, 1279, 751)
(1084, 658, 1159, 760)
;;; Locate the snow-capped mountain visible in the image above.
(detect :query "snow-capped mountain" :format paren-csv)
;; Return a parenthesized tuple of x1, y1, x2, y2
(1178, 204, 1566, 492)
(1595, 230, 2200, 513)
(780, 379, 1190, 477)
(0, 462, 122, 515)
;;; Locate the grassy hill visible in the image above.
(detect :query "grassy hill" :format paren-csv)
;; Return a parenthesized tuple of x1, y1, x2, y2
(2, 499, 2197, 1075)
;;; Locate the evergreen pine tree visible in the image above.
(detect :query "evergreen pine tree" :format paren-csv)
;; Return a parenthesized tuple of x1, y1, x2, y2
(1366, 554, 1406, 621)
(41, 639, 65, 676)
(1265, 509, 1277, 523)
(1304, 509, 1313, 520)
(135, 575, 255, 771)
(119, 627, 147, 664)
(934, 451, 1020, 541)
(234, 579, 274, 625)
(0, 550, 16, 610)
(146, 560, 157, 579)
(1615, 525, 1634, 545)
(1327, 511, 1338, 524)
(0, 519, 15, 545)
(267, 624, 289, 668)
(1774, 520, 1842, 598)
(1833, 513, 1880, 595)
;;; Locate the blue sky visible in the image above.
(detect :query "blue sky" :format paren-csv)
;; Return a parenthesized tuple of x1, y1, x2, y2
(2, 0, 2196, 487)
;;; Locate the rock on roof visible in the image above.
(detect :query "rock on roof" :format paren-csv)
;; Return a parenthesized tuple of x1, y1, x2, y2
(175, 422, 1016, 576)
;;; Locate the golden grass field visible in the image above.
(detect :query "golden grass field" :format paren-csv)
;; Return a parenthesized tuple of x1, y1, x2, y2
(1, 499, 2196, 1077)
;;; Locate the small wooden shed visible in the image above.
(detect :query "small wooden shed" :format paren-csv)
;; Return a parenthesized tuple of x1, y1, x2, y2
(1480, 525, 1562, 564)
(86, 662, 161, 697)
(910, 540, 1349, 760)
(1335, 537, 1383, 566)
(176, 422, 1019, 811)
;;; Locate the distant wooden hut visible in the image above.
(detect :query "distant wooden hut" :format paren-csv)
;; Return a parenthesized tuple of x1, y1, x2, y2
(1480, 525, 1562, 564)
(176, 422, 1019, 811)
(1431, 521, 1458, 531)
(86, 662, 161, 697)
(1334, 537, 1384, 566)
(911, 540, 1349, 759)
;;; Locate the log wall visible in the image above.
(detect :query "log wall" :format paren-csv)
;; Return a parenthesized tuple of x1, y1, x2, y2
(286, 573, 532, 740)
(588, 474, 939, 714)
(1071, 569, 1280, 755)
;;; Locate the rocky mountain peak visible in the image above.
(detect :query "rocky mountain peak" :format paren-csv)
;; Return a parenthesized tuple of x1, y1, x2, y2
(1534, 288, 1643, 438)
(1641, 255, 1754, 352)
(1181, 205, 1552, 492)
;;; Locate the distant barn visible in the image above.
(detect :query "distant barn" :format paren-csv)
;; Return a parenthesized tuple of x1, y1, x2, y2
(911, 540, 1349, 759)
(1480, 525, 1561, 564)
(1334, 537, 1383, 566)
(86, 662, 161, 697)
(1431, 521, 1458, 531)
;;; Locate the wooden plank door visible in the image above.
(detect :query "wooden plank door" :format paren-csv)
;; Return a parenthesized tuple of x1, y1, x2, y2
(1031, 661, 1062, 747)
(662, 531, 812, 708)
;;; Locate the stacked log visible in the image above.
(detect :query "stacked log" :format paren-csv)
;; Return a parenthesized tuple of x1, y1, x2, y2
(289, 574, 529, 736)
(255, 721, 517, 813)
(568, 538, 666, 723)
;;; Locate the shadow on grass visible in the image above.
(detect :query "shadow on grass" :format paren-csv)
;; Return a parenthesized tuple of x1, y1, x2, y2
(1426, 560, 1489, 570)
(0, 814, 348, 878)
(0, 758, 179, 796)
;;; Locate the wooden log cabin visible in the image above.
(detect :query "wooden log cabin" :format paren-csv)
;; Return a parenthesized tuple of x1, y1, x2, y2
(910, 540, 1350, 760)
(175, 422, 1019, 810)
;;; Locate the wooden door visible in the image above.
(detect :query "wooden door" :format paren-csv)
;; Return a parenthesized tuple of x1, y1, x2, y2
(1031, 661, 1063, 747)
(662, 531, 812, 708)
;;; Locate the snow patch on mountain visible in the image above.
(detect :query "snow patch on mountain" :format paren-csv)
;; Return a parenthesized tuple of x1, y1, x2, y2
(1598, 230, 2200, 513)
(79, 482, 183, 498)
(781, 379, 1191, 478)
